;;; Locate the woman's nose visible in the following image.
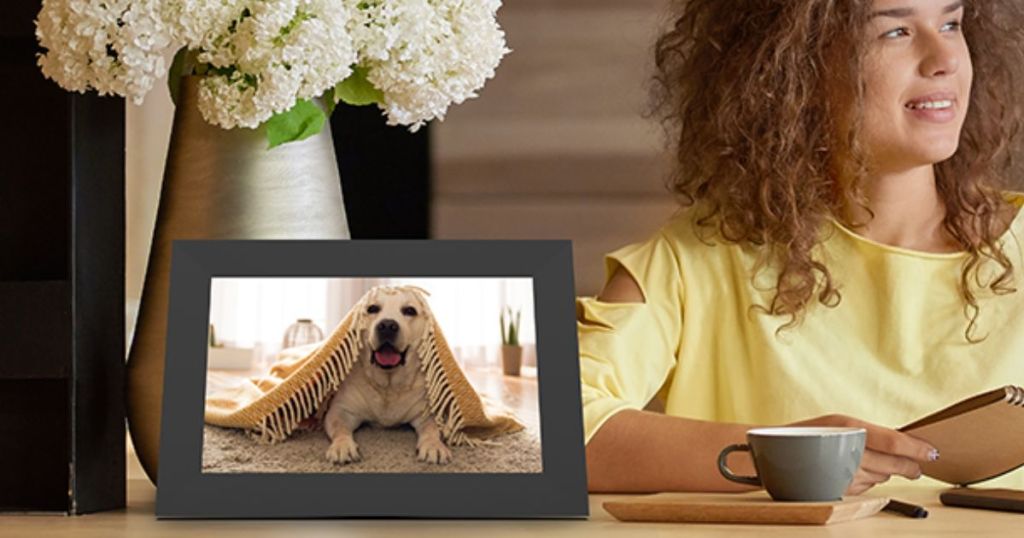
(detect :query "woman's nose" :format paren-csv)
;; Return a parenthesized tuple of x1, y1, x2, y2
(918, 35, 960, 78)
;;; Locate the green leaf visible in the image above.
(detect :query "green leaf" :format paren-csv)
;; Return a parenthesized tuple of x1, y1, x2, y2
(323, 87, 337, 116)
(334, 65, 383, 106)
(265, 99, 326, 149)
(167, 46, 189, 106)
(500, 308, 507, 345)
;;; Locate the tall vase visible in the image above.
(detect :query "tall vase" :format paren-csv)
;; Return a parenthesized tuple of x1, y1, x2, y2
(126, 77, 350, 484)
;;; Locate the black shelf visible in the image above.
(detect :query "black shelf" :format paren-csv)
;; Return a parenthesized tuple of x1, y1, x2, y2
(332, 88, 431, 239)
(0, 281, 71, 379)
(0, 0, 125, 514)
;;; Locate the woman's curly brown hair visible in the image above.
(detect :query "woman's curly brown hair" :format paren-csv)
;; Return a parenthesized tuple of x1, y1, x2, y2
(650, 0, 1024, 341)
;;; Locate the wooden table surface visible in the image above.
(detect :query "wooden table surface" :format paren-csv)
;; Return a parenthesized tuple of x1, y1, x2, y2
(1, 480, 1020, 537)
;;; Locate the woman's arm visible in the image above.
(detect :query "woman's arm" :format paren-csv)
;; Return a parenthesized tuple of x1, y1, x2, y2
(587, 408, 937, 493)
(586, 268, 759, 492)
(587, 409, 760, 492)
(586, 268, 938, 494)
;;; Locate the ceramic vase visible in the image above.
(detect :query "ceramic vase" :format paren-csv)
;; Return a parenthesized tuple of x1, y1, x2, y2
(125, 77, 350, 483)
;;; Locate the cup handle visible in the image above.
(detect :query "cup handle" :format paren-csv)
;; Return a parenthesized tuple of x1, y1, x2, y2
(718, 444, 762, 487)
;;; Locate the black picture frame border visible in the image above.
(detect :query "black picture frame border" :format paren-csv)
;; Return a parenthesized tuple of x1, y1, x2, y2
(156, 239, 588, 519)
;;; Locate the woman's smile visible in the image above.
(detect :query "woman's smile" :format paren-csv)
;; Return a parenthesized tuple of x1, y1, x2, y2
(903, 91, 958, 123)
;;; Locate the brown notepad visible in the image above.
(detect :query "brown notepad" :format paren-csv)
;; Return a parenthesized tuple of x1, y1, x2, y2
(898, 385, 1024, 485)
(940, 487, 1024, 513)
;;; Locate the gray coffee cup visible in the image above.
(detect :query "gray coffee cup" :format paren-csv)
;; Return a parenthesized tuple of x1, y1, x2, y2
(717, 427, 866, 502)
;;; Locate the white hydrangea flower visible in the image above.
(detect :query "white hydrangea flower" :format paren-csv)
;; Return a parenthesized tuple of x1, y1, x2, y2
(196, 0, 356, 128)
(347, 0, 510, 131)
(35, 0, 507, 132)
(36, 0, 172, 104)
(160, 0, 248, 50)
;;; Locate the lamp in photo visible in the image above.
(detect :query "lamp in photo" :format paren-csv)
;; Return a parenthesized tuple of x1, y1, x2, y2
(283, 318, 325, 350)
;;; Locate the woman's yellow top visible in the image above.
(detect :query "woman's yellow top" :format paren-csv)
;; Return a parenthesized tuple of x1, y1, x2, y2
(578, 191, 1024, 489)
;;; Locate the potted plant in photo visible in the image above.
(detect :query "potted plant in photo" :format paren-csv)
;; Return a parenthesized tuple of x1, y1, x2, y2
(208, 324, 221, 348)
(500, 306, 522, 376)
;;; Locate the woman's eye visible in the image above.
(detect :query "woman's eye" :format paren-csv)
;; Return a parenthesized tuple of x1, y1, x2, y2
(881, 27, 910, 39)
(401, 306, 418, 317)
(367, 304, 381, 314)
(941, 20, 962, 33)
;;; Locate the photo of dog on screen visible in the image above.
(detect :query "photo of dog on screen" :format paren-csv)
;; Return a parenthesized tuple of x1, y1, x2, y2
(201, 277, 542, 474)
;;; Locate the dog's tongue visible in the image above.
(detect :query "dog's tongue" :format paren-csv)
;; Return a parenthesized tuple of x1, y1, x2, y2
(374, 349, 401, 366)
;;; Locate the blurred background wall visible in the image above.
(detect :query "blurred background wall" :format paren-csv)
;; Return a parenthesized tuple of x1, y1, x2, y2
(431, 0, 678, 296)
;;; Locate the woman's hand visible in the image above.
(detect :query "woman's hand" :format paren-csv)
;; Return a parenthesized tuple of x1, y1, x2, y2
(791, 414, 938, 495)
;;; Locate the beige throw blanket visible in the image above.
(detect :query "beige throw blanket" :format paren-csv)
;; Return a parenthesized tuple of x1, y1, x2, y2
(205, 285, 524, 445)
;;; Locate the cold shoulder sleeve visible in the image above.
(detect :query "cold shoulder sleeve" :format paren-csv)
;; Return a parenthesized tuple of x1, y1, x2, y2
(577, 229, 685, 444)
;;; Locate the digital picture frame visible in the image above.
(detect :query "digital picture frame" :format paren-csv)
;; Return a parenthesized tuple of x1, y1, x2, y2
(156, 240, 588, 518)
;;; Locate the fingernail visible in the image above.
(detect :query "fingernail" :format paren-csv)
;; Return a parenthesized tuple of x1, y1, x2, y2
(928, 448, 940, 462)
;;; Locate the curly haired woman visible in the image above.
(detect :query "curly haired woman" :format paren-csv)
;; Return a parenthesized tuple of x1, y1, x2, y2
(580, 0, 1024, 494)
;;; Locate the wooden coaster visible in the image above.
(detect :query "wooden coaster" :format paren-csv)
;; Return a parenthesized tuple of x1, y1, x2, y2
(603, 492, 890, 525)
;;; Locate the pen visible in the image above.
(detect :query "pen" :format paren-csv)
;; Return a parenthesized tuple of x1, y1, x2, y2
(884, 499, 929, 519)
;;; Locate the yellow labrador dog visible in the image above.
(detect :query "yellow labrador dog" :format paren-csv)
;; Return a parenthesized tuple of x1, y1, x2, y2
(322, 287, 452, 465)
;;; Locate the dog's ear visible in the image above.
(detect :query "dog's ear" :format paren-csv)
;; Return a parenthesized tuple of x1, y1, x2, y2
(353, 286, 382, 333)
(402, 286, 434, 323)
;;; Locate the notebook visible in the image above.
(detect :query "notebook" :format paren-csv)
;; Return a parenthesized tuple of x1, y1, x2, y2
(898, 385, 1024, 485)
(940, 487, 1024, 513)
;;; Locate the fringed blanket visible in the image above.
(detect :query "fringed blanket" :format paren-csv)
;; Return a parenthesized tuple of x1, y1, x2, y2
(205, 285, 524, 446)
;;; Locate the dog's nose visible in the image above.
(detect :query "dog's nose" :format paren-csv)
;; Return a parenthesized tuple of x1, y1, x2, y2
(376, 319, 400, 339)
